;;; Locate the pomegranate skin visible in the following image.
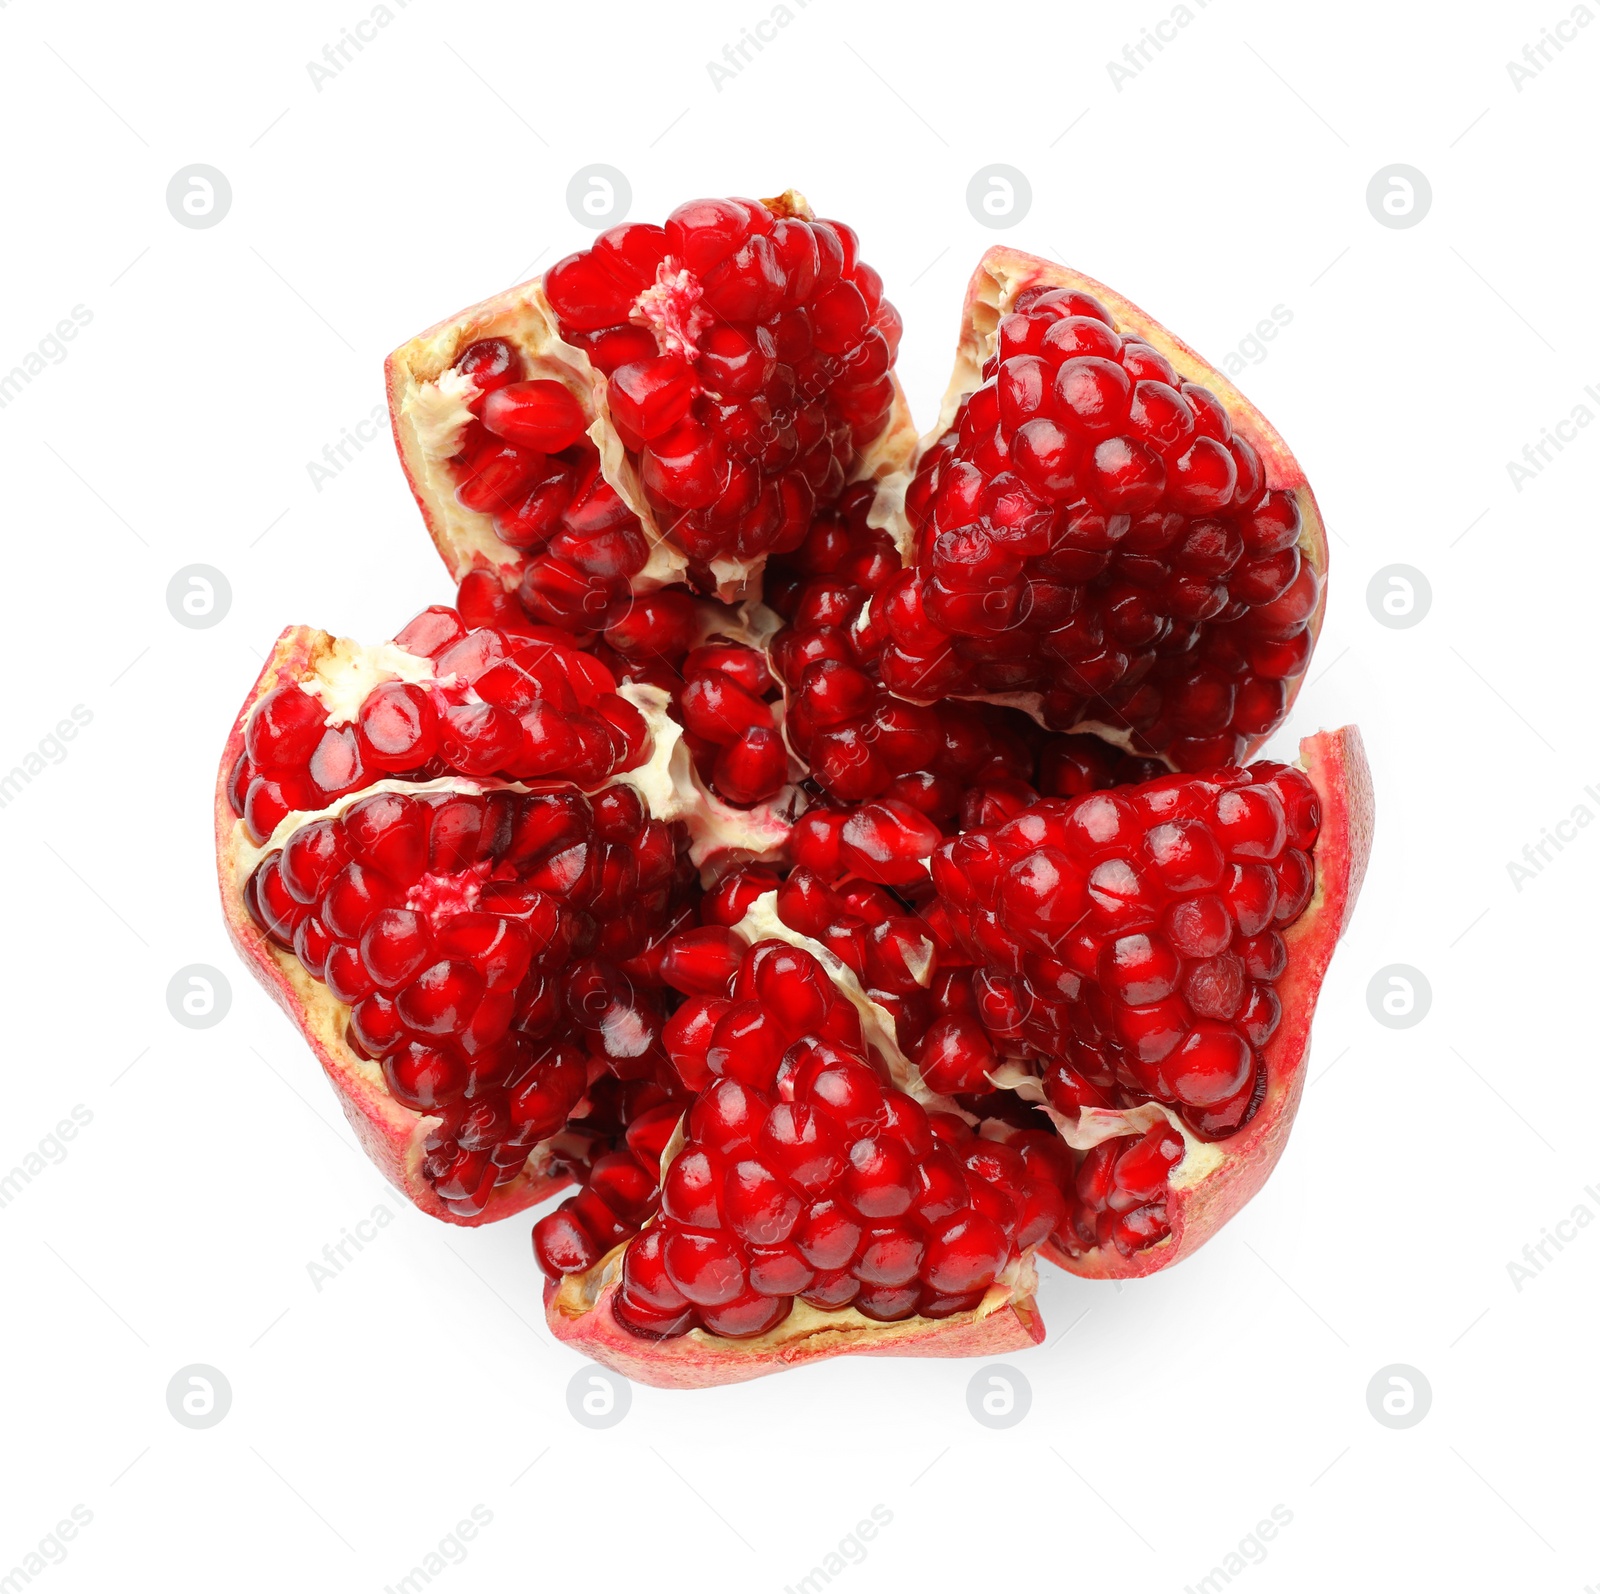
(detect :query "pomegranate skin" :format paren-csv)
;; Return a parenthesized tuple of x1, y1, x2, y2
(214, 625, 574, 1226)
(1042, 725, 1373, 1280)
(545, 1245, 1044, 1390)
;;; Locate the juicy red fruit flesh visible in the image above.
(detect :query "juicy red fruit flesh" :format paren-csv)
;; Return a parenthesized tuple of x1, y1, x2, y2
(243, 782, 694, 1215)
(535, 939, 1071, 1337)
(886, 283, 1318, 771)
(537, 193, 901, 571)
(226, 606, 651, 845)
(934, 758, 1320, 1139)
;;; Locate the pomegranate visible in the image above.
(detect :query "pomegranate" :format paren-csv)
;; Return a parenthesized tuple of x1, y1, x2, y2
(872, 249, 1328, 772)
(216, 620, 707, 1221)
(385, 190, 916, 623)
(539, 726, 1368, 1383)
(544, 936, 1051, 1386)
(215, 201, 1371, 1382)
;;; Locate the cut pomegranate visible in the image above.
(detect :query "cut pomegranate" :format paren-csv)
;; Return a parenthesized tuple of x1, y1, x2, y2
(869, 251, 1328, 771)
(543, 936, 1047, 1386)
(1033, 726, 1370, 1279)
(218, 623, 702, 1221)
(386, 191, 916, 624)
(221, 217, 1371, 1379)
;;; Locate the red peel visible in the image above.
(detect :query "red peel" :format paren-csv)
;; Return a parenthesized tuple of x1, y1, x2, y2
(545, 1245, 1043, 1390)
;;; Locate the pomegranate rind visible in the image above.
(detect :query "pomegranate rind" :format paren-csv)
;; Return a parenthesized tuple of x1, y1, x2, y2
(883, 247, 1329, 757)
(385, 194, 918, 606)
(545, 1245, 1043, 1390)
(1042, 724, 1373, 1279)
(213, 625, 573, 1226)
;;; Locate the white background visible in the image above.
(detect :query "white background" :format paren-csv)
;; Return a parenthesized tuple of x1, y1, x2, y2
(1, 0, 1594, 1588)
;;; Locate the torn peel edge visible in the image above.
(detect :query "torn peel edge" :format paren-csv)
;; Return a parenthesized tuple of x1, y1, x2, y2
(545, 1243, 1043, 1389)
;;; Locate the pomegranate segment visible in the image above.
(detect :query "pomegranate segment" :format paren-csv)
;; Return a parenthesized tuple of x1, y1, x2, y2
(227, 604, 651, 846)
(386, 191, 916, 627)
(538, 936, 1060, 1374)
(876, 251, 1328, 772)
(934, 759, 1320, 1140)
(244, 782, 692, 1216)
(544, 193, 905, 569)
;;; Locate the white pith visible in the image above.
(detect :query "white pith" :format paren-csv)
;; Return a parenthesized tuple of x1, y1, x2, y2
(405, 364, 478, 461)
(614, 682, 800, 874)
(728, 891, 965, 1118)
(298, 637, 437, 726)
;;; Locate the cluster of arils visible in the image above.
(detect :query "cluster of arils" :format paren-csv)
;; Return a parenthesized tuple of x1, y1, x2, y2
(219, 199, 1370, 1386)
(882, 283, 1321, 771)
